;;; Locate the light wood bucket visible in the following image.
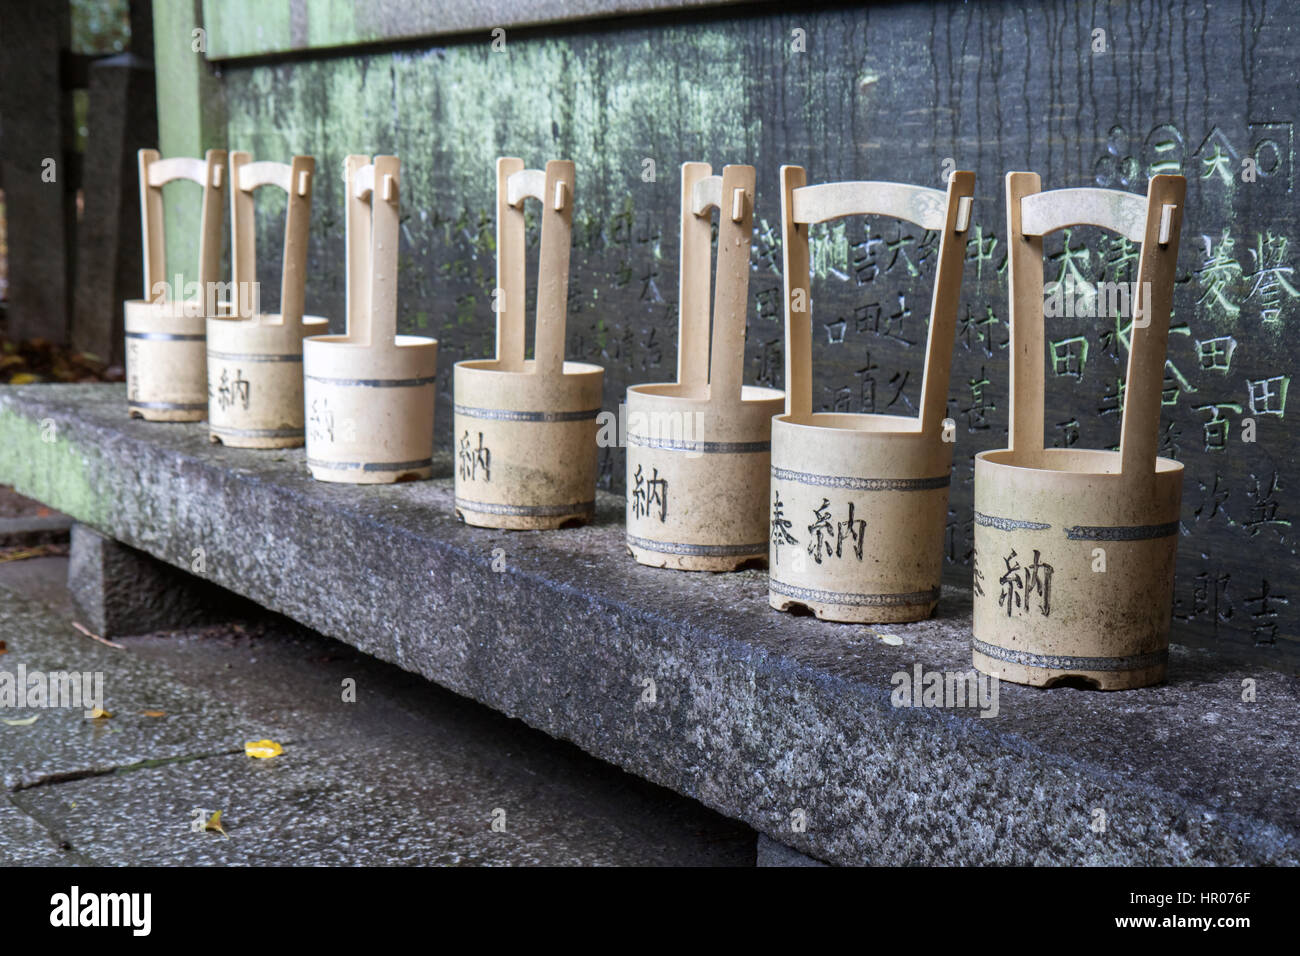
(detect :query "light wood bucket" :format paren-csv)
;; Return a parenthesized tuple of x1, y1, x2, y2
(207, 151, 327, 449)
(304, 155, 437, 483)
(626, 163, 783, 571)
(453, 158, 602, 530)
(769, 168, 975, 623)
(124, 148, 226, 421)
(972, 173, 1186, 690)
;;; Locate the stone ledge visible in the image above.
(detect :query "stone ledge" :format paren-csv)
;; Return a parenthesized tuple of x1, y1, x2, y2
(0, 383, 1296, 865)
(0, 514, 72, 548)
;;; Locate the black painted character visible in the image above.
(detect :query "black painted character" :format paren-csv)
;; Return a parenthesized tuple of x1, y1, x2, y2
(631, 463, 668, 522)
(216, 368, 250, 412)
(770, 490, 798, 561)
(309, 397, 334, 443)
(835, 501, 867, 560)
(458, 430, 491, 482)
(1024, 549, 1053, 617)
(807, 498, 835, 565)
(998, 549, 1023, 618)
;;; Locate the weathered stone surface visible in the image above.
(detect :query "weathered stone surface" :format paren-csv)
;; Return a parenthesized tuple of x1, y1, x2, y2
(756, 834, 827, 867)
(2, 384, 1298, 865)
(68, 523, 258, 638)
(0, 486, 73, 547)
(0, 516, 73, 548)
(0, 556, 753, 866)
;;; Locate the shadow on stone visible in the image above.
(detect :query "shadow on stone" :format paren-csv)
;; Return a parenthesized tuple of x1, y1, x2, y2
(68, 523, 261, 639)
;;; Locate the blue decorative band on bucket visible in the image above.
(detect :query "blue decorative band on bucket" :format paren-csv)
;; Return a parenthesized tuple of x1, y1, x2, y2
(972, 638, 1169, 672)
(629, 435, 770, 454)
(769, 579, 941, 607)
(305, 374, 437, 388)
(454, 404, 600, 423)
(626, 534, 766, 557)
(771, 468, 950, 491)
(125, 331, 206, 342)
(128, 400, 208, 411)
(207, 350, 303, 363)
(1064, 522, 1179, 541)
(455, 497, 595, 517)
(973, 511, 1052, 531)
(211, 425, 305, 439)
(307, 458, 433, 472)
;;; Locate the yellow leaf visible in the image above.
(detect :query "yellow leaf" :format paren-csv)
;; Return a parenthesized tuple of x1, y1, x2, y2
(244, 739, 283, 759)
(140, 710, 166, 717)
(204, 810, 228, 836)
(2, 715, 39, 726)
(87, 707, 113, 719)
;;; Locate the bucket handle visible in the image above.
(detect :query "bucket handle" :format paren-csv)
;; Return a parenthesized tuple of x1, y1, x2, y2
(138, 149, 226, 303)
(494, 157, 575, 377)
(229, 151, 316, 328)
(343, 154, 401, 349)
(1005, 172, 1186, 484)
(677, 162, 755, 406)
(779, 167, 975, 434)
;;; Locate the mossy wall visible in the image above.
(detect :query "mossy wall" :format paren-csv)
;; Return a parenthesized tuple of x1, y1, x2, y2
(166, 0, 1298, 657)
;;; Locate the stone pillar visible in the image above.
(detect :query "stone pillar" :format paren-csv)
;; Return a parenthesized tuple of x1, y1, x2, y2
(0, 0, 76, 343)
(68, 523, 253, 638)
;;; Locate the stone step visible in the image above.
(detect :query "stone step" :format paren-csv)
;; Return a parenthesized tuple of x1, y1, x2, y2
(1, 383, 1296, 865)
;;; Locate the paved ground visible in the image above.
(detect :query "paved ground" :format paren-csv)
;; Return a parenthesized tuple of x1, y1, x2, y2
(0, 552, 755, 865)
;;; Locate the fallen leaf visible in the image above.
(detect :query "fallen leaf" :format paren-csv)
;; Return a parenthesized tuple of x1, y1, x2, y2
(8, 372, 41, 385)
(87, 707, 113, 720)
(0, 640, 7, 655)
(2, 715, 39, 726)
(878, 633, 904, 646)
(204, 810, 228, 836)
(244, 739, 283, 759)
(140, 709, 166, 718)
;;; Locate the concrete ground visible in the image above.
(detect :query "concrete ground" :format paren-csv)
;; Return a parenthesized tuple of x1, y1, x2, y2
(0, 551, 756, 866)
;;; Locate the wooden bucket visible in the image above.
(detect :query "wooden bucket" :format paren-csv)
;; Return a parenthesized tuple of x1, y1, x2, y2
(626, 163, 783, 571)
(972, 173, 1186, 690)
(769, 168, 975, 623)
(453, 158, 603, 530)
(207, 151, 328, 449)
(304, 155, 438, 483)
(124, 149, 225, 421)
